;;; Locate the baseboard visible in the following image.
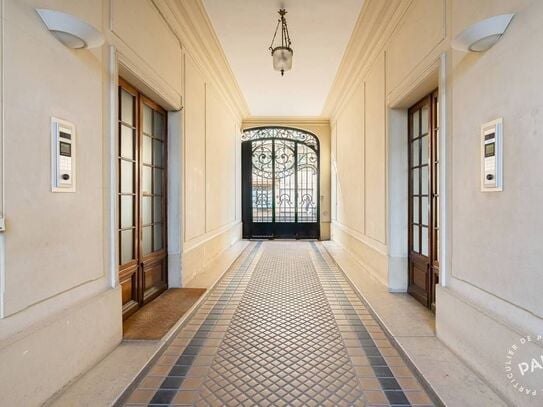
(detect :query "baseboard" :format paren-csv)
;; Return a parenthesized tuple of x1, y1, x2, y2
(330, 223, 389, 287)
(182, 222, 242, 285)
(0, 287, 122, 406)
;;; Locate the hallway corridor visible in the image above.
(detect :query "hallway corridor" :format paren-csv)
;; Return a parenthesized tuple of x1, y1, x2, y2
(123, 242, 435, 406)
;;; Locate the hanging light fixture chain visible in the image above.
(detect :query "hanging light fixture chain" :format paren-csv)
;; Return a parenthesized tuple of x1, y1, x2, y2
(281, 13, 292, 48)
(269, 18, 281, 51)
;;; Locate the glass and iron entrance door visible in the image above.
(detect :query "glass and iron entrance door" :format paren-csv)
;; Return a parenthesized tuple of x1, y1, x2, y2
(242, 127, 320, 239)
(408, 90, 439, 310)
(118, 79, 168, 319)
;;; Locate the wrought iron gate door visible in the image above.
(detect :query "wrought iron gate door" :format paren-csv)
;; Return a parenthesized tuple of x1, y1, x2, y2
(242, 127, 320, 239)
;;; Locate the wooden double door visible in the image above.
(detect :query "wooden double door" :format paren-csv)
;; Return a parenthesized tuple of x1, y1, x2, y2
(118, 79, 168, 319)
(408, 91, 439, 310)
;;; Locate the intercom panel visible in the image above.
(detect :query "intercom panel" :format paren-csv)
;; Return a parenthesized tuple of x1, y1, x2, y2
(481, 118, 503, 192)
(51, 117, 76, 192)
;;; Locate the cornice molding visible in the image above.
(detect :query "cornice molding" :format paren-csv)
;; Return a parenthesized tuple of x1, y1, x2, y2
(243, 116, 330, 129)
(155, 0, 250, 119)
(322, 0, 409, 118)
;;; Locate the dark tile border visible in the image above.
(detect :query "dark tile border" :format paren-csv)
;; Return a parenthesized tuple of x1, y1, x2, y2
(313, 242, 445, 407)
(148, 243, 261, 406)
(311, 243, 411, 406)
(113, 242, 260, 407)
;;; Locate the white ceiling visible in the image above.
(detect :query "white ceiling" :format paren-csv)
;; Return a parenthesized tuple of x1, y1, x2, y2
(203, 0, 364, 117)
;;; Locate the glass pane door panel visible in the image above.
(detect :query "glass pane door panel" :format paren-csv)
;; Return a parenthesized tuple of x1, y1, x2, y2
(413, 225, 419, 253)
(412, 168, 419, 195)
(421, 105, 429, 135)
(154, 224, 163, 251)
(120, 196, 134, 229)
(143, 105, 152, 135)
(154, 197, 163, 223)
(120, 125, 134, 159)
(142, 166, 152, 194)
(153, 140, 164, 167)
(142, 196, 152, 225)
(421, 135, 429, 165)
(142, 226, 153, 255)
(421, 226, 429, 256)
(411, 140, 419, 167)
(120, 161, 134, 193)
(412, 110, 420, 138)
(252, 139, 273, 223)
(153, 169, 163, 195)
(421, 196, 429, 226)
(143, 135, 152, 164)
(153, 111, 164, 139)
(421, 166, 429, 195)
(120, 229, 134, 264)
(120, 90, 134, 125)
(297, 144, 318, 223)
(274, 139, 296, 223)
(412, 198, 419, 224)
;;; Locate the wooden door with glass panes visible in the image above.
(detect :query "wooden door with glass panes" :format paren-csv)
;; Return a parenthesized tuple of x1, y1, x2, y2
(408, 90, 439, 310)
(118, 79, 167, 319)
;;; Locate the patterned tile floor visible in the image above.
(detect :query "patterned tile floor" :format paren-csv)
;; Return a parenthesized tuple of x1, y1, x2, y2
(123, 242, 436, 407)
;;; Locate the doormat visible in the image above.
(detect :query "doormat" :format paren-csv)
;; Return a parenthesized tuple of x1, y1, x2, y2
(123, 288, 206, 340)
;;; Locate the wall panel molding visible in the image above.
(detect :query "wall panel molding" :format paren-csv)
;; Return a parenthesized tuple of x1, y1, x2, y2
(322, 0, 405, 118)
(109, 0, 183, 109)
(160, 0, 249, 119)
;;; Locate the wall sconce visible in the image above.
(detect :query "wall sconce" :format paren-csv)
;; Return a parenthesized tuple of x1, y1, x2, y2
(452, 14, 514, 52)
(36, 9, 105, 49)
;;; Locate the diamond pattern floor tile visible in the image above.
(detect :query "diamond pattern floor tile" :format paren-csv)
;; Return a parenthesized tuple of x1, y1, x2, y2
(122, 241, 437, 407)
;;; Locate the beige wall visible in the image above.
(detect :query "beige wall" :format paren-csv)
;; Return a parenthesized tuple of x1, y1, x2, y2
(438, 2, 543, 405)
(3, 0, 107, 317)
(0, 0, 247, 404)
(327, 0, 543, 405)
(449, 0, 542, 320)
(242, 118, 332, 240)
(182, 53, 242, 284)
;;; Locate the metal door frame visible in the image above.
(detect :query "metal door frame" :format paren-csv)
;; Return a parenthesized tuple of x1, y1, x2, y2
(242, 127, 320, 239)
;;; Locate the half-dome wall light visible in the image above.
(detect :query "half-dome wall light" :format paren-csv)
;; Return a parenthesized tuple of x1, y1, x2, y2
(452, 14, 514, 52)
(269, 9, 293, 76)
(36, 9, 105, 49)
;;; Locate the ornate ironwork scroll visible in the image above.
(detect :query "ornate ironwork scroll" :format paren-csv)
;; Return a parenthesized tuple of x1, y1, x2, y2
(242, 127, 319, 152)
(243, 127, 319, 226)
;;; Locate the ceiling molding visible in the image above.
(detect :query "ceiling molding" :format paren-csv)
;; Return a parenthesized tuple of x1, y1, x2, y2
(156, 0, 250, 119)
(322, 0, 408, 118)
(243, 117, 331, 129)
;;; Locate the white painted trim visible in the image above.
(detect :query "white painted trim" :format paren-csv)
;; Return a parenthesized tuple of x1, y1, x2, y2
(183, 220, 243, 252)
(167, 110, 182, 287)
(243, 117, 331, 127)
(386, 107, 408, 292)
(108, 45, 119, 288)
(330, 224, 389, 288)
(0, 0, 5, 318)
(331, 220, 388, 256)
(438, 52, 449, 287)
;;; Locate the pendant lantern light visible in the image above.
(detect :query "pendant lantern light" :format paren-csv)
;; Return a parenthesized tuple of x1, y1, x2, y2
(269, 9, 293, 76)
